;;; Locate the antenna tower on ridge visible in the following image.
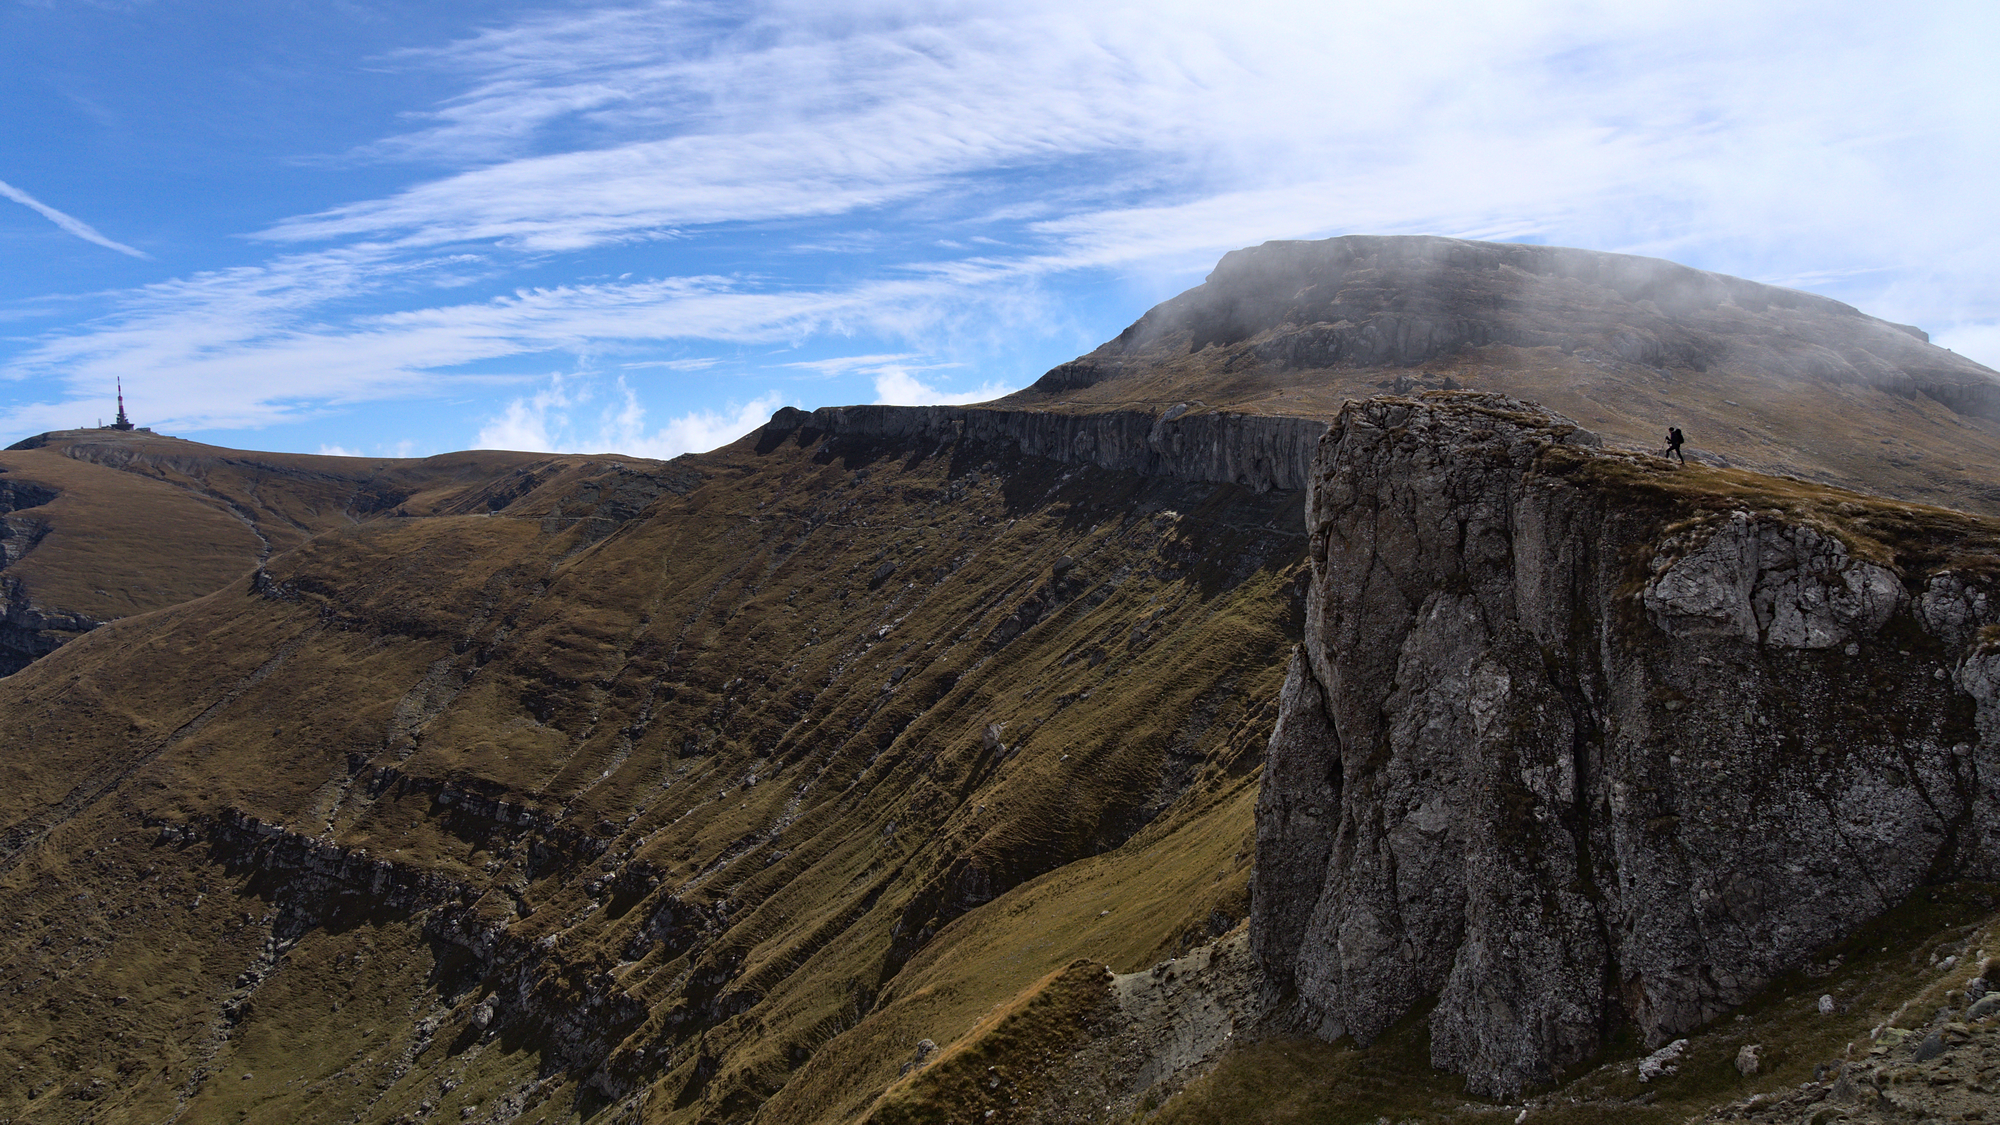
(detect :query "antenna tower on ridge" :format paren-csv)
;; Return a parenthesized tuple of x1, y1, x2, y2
(111, 379, 134, 431)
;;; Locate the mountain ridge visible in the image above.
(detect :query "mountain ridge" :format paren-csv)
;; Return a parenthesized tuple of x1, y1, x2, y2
(0, 428, 658, 673)
(6, 235, 2000, 1123)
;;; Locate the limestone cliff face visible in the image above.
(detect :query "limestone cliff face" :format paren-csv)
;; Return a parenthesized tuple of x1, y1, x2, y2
(762, 403, 1325, 493)
(1252, 392, 2000, 1097)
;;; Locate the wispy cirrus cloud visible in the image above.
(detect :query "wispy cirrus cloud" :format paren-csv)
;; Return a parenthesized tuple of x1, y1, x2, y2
(0, 178, 151, 259)
(263, 0, 1999, 278)
(781, 353, 923, 377)
(2, 246, 996, 430)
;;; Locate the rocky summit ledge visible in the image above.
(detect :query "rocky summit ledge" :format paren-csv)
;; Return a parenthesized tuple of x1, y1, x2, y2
(1253, 390, 2000, 1098)
(761, 403, 1328, 493)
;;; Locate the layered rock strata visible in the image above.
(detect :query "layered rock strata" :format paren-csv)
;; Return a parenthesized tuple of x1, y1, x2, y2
(762, 404, 1326, 494)
(1252, 391, 2000, 1096)
(0, 578, 104, 676)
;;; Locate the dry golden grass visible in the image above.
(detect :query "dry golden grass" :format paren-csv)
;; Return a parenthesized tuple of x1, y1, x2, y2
(865, 959, 1114, 1125)
(0, 444, 262, 620)
(0, 427, 640, 668)
(0, 423, 1303, 1125)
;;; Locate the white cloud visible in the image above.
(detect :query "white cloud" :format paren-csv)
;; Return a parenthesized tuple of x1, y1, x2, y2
(872, 366, 1011, 406)
(0, 177, 150, 259)
(317, 443, 365, 457)
(1, 260, 984, 431)
(253, 0, 1997, 285)
(775, 351, 1012, 403)
(475, 373, 790, 457)
(642, 391, 792, 457)
(1932, 324, 2000, 369)
(473, 372, 587, 452)
(784, 352, 923, 377)
(621, 357, 719, 371)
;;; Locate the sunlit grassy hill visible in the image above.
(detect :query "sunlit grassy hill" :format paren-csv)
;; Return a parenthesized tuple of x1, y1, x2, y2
(0, 428, 642, 672)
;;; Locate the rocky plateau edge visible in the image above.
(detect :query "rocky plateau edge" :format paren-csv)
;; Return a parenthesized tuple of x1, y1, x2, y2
(763, 403, 1327, 494)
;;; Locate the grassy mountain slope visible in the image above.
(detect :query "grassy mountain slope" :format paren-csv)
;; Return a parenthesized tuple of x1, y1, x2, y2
(1, 444, 261, 628)
(0, 422, 1301, 1123)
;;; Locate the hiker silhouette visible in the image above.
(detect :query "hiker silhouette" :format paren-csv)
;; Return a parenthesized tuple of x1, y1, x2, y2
(1665, 426, 1686, 464)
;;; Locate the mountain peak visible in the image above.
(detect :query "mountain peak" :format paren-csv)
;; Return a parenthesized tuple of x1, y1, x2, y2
(1003, 234, 2000, 514)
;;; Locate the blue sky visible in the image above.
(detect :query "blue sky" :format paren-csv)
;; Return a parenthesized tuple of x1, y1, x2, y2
(3, 0, 1997, 459)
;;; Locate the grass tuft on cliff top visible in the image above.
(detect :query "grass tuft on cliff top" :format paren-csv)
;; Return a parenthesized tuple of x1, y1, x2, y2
(1538, 443, 2000, 573)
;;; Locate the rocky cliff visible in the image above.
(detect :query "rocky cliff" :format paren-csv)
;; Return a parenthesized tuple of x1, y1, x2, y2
(763, 402, 1326, 494)
(0, 476, 88, 673)
(1252, 391, 2000, 1097)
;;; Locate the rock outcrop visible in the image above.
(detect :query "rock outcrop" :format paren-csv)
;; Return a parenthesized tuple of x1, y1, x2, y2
(0, 478, 99, 674)
(1252, 391, 2000, 1096)
(0, 577, 105, 676)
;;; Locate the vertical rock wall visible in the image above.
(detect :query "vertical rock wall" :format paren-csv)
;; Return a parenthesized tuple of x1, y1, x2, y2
(762, 405, 1327, 494)
(1252, 392, 2000, 1096)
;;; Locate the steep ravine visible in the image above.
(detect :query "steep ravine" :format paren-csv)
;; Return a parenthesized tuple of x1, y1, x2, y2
(1253, 391, 2000, 1097)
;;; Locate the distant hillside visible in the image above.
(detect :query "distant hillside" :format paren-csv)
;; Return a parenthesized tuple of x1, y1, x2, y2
(0, 429, 638, 673)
